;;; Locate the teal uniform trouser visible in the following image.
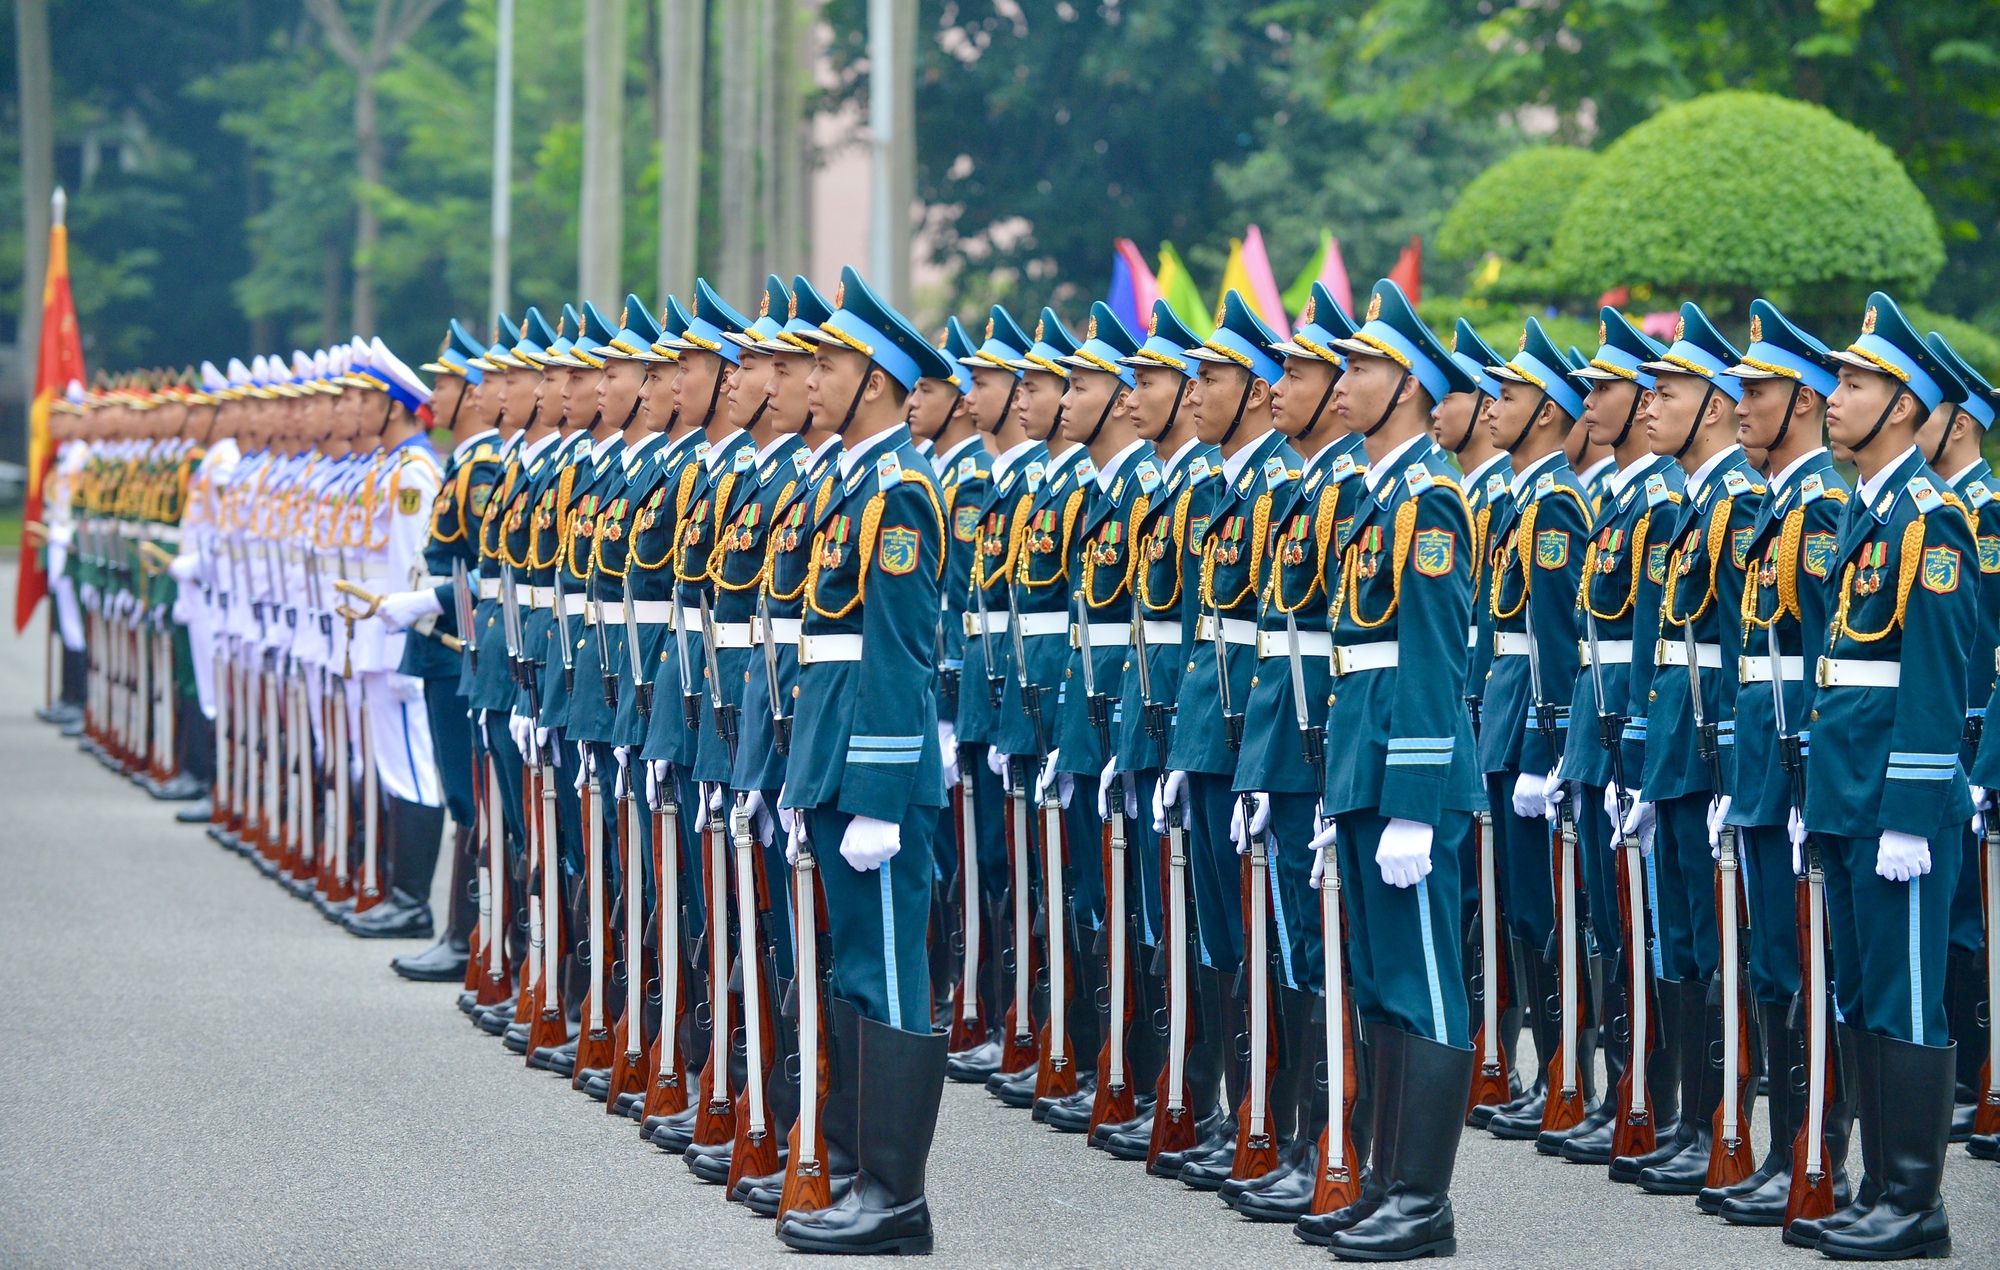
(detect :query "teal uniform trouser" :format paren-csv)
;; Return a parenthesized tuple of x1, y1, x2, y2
(1064, 781, 1107, 930)
(958, 748, 1009, 904)
(1124, 768, 1164, 948)
(808, 803, 938, 1034)
(1574, 784, 1622, 967)
(1655, 793, 1715, 984)
(1820, 829, 1960, 1046)
(426, 680, 477, 829)
(1739, 823, 1802, 1005)
(1948, 825, 1984, 955)
(1333, 809, 1472, 1046)
(1186, 772, 1245, 971)
(1266, 792, 1324, 993)
(1483, 772, 1555, 951)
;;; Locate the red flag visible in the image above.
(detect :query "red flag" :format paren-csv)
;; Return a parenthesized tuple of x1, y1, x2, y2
(1387, 235, 1423, 303)
(15, 190, 87, 632)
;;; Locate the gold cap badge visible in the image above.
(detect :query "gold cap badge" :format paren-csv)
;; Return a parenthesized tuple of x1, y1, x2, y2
(1749, 314, 1763, 342)
(1146, 311, 1158, 336)
(1035, 319, 1046, 341)
(758, 293, 770, 318)
(1861, 305, 1878, 335)
(788, 294, 798, 320)
(984, 318, 994, 339)
(1672, 315, 1685, 342)
(1598, 320, 1607, 344)
(1366, 292, 1382, 322)
(1086, 316, 1098, 339)
(1303, 295, 1317, 323)
(834, 282, 846, 307)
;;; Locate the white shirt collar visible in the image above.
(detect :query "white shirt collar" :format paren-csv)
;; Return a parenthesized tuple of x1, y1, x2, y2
(703, 428, 745, 471)
(754, 433, 794, 466)
(991, 438, 1037, 482)
(1771, 446, 1829, 494)
(1604, 452, 1658, 499)
(1683, 443, 1743, 503)
(1508, 448, 1565, 501)
(1220, 437, 1267, 486)
(451, 428, 497, 464)
(807, 432, 842, 469)
(1365, 434, 1427, 497)
(521, 430, 563, 462)
(1462, 450, 1509, 492)
(936, 433, 985, 475)
(1162, 435, 1202, 477)
(839, 426, 902, 480)
(623, 430, 666, 470)
(1576, 454, 1616, 488)
(1096, 438, 1150, 493)
(1856, 445, 1917, 510)
(1948, 458, 1984, 488)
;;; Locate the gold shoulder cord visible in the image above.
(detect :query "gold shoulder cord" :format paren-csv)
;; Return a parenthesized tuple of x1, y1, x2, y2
(626, 478, 675, 573)
(1344, 498, 1418, 630)
(431, 463, 471, 545)
(717, 478, 795, 595)
(694, 471, 740, 582)
(1275, 495, 1327, 614)
(807, 491, 883, 620)
(1083, 494, 1149, 608)
(1663, 495, 1729, 625)
(1834, 516, 1927, 643)
(1140, 487, 1193, 614)
(1026, 487, 1088, 590)
(986, 492, 1031, 590)
(1491, 499, 1535, 621)
(1202, 491, 1272, 612)
(1583, 510, 1650, 622)
(479, 463, 516, 566)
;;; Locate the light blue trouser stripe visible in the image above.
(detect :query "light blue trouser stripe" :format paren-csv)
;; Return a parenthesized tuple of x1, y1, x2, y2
(1268, 845, 1298, 990)
(1907, 881, 1923, 1043)
(1415, 876, 1447, 1041)
(1645, 844, 1665, 979)
(880, 858, 902, 1031)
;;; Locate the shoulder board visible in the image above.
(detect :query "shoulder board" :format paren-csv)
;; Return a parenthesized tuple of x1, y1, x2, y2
(1644, 473, 1675, 508)
(1533, 472, 1555, 500)
(1908, 474, 1943, 514)
(693, 441, 711, 461)
(1720, 468, 1751, 497)
(1485, 472, 1507, 501)
(957, 455, 979, 482)
(1135, 460, 1161, 496)
(1404, 467, 1435, 497)
(876, 451, 904, 490)
(794, 447, 812, 473)
(1187, 460, 1210, 487)
(1263, 455, 1292, 488)
(733, 447, 756, 472)
(1797, 472, 1825, 506)
(1025, 461, 1045, 493)
(1965, 479, 1992, 510)
(1074, 457, 1097, 485)
(1329, 454, 1362, 484)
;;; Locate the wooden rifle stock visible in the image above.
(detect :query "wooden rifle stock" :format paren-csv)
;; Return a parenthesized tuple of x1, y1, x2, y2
(1034, 789, 1078, 1104)
(946, 776, 988, 1052)
(476, 752, 512, 1006)
(1609, 835, 1657, 1159)
(691, 814, 738, 1148)
(643, 801, 691, 1119)
(525, 763, 570, 1060)
(573, 777, 619, 1088)
(1311, 839, 1362, 1214)
(778, 844, 833, 1219)
(1148, 818, 1198, 1166)
(464, 747, 491, 995)
(1707, 835, 1756, 1187)
(998, 784, 1039, 1075)
(1975, 827, 2000, 1137)
(1784, 864, 1837, 1224)
(1088, 813, 1137, 1133)
(1465, 810, 1513, 1119)
(726, 808, 781, 1191)
(1540, 809, 1586, 1133)
(1230, 841, 1280, 1181)
(606, 790, 648, 1108)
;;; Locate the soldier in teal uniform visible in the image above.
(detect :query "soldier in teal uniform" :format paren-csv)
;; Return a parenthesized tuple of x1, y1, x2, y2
(1223, 282, 1368, 1217)
(1615, 304, 1765, 1194)
(1472, 318, 1593, 1141)
(1916, 333, 1997, 1145)
(776, 268, 950, 1255)
(1784, 293, 1971, 1259)
(1159, 291, 1298, 1185)
(1699, 300, 1853, 1220)
(1101, 299, 1217, 1163)
(1299, 278, 1481, 1257)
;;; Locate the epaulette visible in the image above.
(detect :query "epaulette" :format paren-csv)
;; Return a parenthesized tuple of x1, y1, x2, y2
(957, 455, 980, 483)
(733, 447, 756, 472)
(1074, 457, 1097, 485)
(1533, 472, 1555, 500)
(1135, 459, 1161, 496)
(1404, 467, 1435, 497)
(1186, 459, 1210, 487)
(1797, 472, 1826, 506)
(1485, 472, 1507, 500)
(876, 451, 903, 491)
(1964, 479, 1993, 510)
(1644, 473, 1677, 508)
(1329, 454, 1363, 484)
(1908, 474, 1943, 514)
(473, 444, 499, 462)
(1025, 460, 1045, 493)
(794, 447, 812, 472)
(1264, 455, 1293, 488)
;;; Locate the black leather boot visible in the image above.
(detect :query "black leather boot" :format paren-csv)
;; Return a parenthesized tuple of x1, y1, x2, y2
(1295, 1020, 1383, 1247)
(1470, 935, 1534, 1128)
(1945, 948, 1985, 1143)
(1787, 1024, 1873, 1247)
(1816, 1035, 1954, 1260)
(1638, 978, 1721, 1193)
(1602, 970, 1686, 1175)
(1230, 989, 1324, 1220)
(397, 822, 479, 981)
(1709, 1000, 1798, 1220)
(1327, 1026, 1475, 1261)
(776, 1014, 948, 1255)
(345, 797, 445, 938)
(1179, 969, 1252, 1190)
(392, 934, 472, 982)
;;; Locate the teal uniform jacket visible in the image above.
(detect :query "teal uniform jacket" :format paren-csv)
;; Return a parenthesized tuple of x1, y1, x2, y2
(1113, 443, 1219, 773)
(520, 432, 593, 728)
(402, 430, 501, 683)
(1949, 463, 2000, 772)
(1805, 450, 1977, 838)
(468, 439, 534, 714)
(1728, 452, 1847, 828)
(1323, 439, 1483, 821)
(1461, 456, 1512, 735)
(554, 436, 630, 741)
(1056, 447, 1153, 777)
(507, 432, 584, 726)
(1642, 450, 1765, 801)
(612, 430, 709, 748)
(958, 442, 1047, 749)
(935, 437, 992, 727)
(1235, 434, 1365, 796)
(1167, 430, 1300, 777)
(1558, 454, 1685, 790)
(569, 435, 664, 746)
(735, 439, 843, 793)
(1475, 453, 1591, 778)
(780, 427, 949, 823)
(991, 445, 1092, 759)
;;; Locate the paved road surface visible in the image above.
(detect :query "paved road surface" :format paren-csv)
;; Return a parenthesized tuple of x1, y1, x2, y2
(0, 572, 1993, 1267)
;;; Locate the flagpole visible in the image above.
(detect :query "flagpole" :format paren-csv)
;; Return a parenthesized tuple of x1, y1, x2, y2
(489, 0, 514, 324)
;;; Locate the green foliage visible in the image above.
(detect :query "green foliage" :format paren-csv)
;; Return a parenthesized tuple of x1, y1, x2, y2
(1415, 295, 1598, 369)
(1435, 146, 1598, 268)
(1909, 304, 2000, 384)
(1547, 92, 1942, 318)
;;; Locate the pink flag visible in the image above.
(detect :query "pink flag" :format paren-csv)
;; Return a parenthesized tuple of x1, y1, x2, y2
(1318, 236, 1353, 319)
(1115, 238, 1160, 318)
(1238, 224, 1292, 340)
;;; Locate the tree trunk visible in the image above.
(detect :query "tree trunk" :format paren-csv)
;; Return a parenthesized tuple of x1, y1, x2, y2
(655, 0, 705, 304)
(351, 66, 380, 337)
(717, 0, 759, 304)
(489, 0, 516, 325)
(578, 0, 628, 311)
(867, 0, 914, 309)
(772, 0, 806, 279)
(16, 0, 54, 401)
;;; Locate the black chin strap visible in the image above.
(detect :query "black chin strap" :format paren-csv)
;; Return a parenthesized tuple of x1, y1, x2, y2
(1851, 383, 1906, 454)
(1043, 403, 1066, 444)
(443, 386, 465, 431)
(618, 396, 643, 431)
(1506, 391, 1548, 454)
(1083, 392, 1117, 448)
(1772, 381, 1801, 454)
(1218, 374, 1257, 449)
(1609, 383, 1642, 450)
(700, 361, 729, 431)
(378, 398, 395, 434)
(834, 368, 872, 437)
(1300, 369, 1341, 443)
(1365, 370, 1410, 439)
(1452, 391, 1489, 454)
(1673, 385, 1717, 460)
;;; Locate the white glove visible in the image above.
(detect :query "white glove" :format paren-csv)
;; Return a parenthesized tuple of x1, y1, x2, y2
(168, 552, 199, 582)
(647, 759, 669, 806)
(1971, 785, 1987, 838)
(1153, 769, 1188, 835)
(694, 782, 724, 832)
(45, 522, 73, 549)
(508, 710, 535, 757)
(1308, 819, 1338, 890)
(1034, 751, 1073, 809)
(1512, 771, 1547, 819)
(741, 788, 773, 844)
(785, 811, 805, 866)
(987, 745, 1011, 790)
(1874, 829, 1931, 883)
(1706, 794, 1734, 859)
(1099, 756, 1117, 820)
(1619, 793, 1657, 858)
(1376, 817, 1435, 889)
(1098, 756, 1138, 821)
(839, 814, 902, 871)
(377, 588, 444, 632)
(1543, 768, 1566, 822)
(939, 721, 960, 787)
(573, 742, 593, 791)
(1230, 791, 1271, 855)
(1788, 807, 1809, 875)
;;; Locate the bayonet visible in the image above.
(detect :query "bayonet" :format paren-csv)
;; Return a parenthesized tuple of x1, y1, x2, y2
(758, 588, 788, 753)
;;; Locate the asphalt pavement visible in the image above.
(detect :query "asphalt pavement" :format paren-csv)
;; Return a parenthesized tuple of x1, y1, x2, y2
(0, 571, 1993, 1267)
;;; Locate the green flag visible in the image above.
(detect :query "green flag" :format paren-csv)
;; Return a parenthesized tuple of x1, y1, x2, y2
(1155, 241, 1213, 338)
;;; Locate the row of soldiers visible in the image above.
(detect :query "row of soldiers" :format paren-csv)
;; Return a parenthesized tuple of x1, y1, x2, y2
(33, 263, 1997, 1260)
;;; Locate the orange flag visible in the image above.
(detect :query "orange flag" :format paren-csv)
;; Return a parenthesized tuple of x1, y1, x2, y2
(15, 189, 87, 632)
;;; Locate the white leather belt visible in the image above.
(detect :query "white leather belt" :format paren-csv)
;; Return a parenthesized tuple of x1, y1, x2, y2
(1331, 642, 1400, 677)
(513, 583, 534, 607)
(711, 621, 753, 650)
(155, 526, 181, 544)
(1016, 612, 1068, 638)
(799, 633, 863, 664)
(1816, 657, 1900, 688)
(1197, 614, 1259, 646)
(755, 616, 802, 646)
(478, 577, 500, 600)
(963, 611, 1008, 637)
(1738, 654, 1804, 683)
(1493, 631, 1530, 657)
(560, 593, 589, 617)
(1259, 629, 1332, 659)
(588, 601, 624, 625)
(1655, 639, 1722, 668)
(1467, 625, 1479, 650)
(1142, 620, 1181, 645)
(1071, 621, 1130, 649)
(629, 600, 677, 625)
(418, 573, 451, 589)
(531, 585, 554, 610)
(1579, 639, 1633, 666)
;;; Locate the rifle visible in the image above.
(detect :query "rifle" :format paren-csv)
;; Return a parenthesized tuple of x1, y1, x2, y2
(625, 580, 653, 719)
(605, 760, 648, 1108)
(757, 589, 787, 753)
(698, 591, 739, 767)
(330, 578, 464, 651)
(973, 524, 1005, 711)
(1080, 590, 1134, 1133)
(1527, 613, 1586, 1133)
(942, 580, 984, 1052)
(552, 561, 576, 697)
(725, 794, 780, 1188)
(996, 572, 1040, 1077)
(1683, 619, 1754, 1186)
(690, 601, 739, 1148)
(1031, 588, 1076, 1106)
(673, 588, 701, 734)
(589, 554, 617, 710)
(778, 817, 833, 1216)
(452, 557, 478, 677)
(1773, 617, 1836, 1222)
(573, 750, 618, 1086)
(1586, 605, 1655, 1159)
(644, 756, 691, 1121)
(1141, 594, 1198, 1166)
